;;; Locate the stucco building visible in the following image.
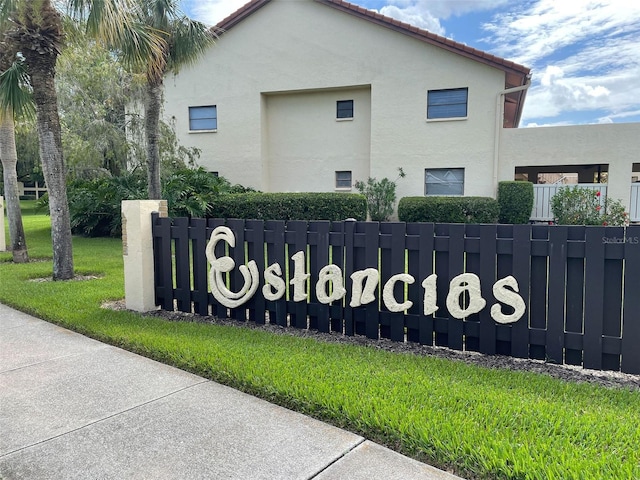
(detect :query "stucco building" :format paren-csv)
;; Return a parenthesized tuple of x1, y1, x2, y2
(162, 0, 640, 220)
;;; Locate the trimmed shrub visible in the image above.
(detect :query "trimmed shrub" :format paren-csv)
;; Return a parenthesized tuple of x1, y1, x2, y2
(498, 181, 534, 224)
(398, 196, 499, 223)
(209, 192, 367, 221)
(354, 168, 405, 221)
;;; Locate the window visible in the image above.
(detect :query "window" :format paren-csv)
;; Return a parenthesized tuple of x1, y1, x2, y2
(425, 168, 464, 195)
(427, 88, 468, 119)
(335, 171, 352, 189)
(189, 105, 217, 131)
(337, 100, 354, 119)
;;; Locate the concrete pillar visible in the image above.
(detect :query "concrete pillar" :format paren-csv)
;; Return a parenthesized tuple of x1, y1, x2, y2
(122, 200, 167, 312)
(0, 196, 5, 252)
(607, 161, 632, 214)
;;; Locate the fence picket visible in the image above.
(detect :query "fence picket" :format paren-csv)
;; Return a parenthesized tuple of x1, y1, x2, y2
(265, 220, 287, 327)
(621, 225, 640, 373)
(173, 217, 191, 313)
(511, 225, 531, 358)
(583, 227, 606, 370)
(309, 221, 331, 332)
(190, 218, 209, 316)
(287, 221, 309, 329)
(247, 220, 266, 324)
(478, 224, 497, 355)
(406, 222, 434, 345)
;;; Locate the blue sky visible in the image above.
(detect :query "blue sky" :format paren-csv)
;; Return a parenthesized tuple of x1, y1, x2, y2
(179, 0, 640, 128)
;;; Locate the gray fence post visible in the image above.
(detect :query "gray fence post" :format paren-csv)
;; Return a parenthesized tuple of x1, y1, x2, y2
(122, 200, 167, 312)
(0, 196, 6, 252)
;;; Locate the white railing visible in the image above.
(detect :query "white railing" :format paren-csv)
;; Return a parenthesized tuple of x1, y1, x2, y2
(18, 181, 47, 199)
(531, 184, 607, 222)
(630, 184, 640, 222)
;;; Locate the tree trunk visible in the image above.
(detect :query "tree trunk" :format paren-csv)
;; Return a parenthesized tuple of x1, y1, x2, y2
(26, 57, 74, 280)
(0, 112, 28, 263)
(145, 80, 163, 199)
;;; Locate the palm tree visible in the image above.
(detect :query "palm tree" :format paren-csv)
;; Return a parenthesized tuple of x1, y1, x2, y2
(0, 0, 165, 280)
(134, 0, 215, 199)
(0, 44, 31, 263)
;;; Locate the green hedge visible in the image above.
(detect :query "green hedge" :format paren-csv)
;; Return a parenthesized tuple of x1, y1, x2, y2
(209, 192, 367, 221)
(398, 196, 499, 223)
(498, 181, 534, 224)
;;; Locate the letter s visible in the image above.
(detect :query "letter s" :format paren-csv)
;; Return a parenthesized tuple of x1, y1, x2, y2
(491, 275, 526, 324)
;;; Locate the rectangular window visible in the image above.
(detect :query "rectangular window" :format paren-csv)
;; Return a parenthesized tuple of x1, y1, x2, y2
(335, 171, 352, 189)
(189, 105, 217, 131)
(425, 168, 464, 195)
(427, 88, 468, 119)
(337, 100, 354, 119)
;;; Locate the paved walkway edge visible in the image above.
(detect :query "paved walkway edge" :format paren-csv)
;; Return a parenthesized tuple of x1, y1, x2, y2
(0, 303, 464, 479)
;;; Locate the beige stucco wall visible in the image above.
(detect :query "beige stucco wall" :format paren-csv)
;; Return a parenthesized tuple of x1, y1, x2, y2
(264, 86, 371, 192)
(163, 0, 506, 198)
(499, 123, 640, 209)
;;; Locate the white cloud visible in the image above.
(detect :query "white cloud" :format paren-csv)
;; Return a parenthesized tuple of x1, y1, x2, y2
(182, 0, 250, 26)
(373, 0, 508, 36)
(481, 0, 640, 123)
(382, 0, 509, 19)
(483, 1, 640, 66)
(522, 121, 573, 128)
(378, 5, 444, 34)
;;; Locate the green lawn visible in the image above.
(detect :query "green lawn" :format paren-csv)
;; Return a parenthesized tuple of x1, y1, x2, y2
(2, 202, 639, 480)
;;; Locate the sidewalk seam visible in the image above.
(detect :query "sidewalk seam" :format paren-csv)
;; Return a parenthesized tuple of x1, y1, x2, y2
(306, 437, 366, 479)
(0, 347, 110, 375)
(0, 379, 209, 459)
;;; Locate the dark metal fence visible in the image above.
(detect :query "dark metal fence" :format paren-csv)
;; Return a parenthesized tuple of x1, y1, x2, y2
(152, 215, 640, 374)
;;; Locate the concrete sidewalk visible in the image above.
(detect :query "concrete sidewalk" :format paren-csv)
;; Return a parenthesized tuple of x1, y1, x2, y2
(0, 303, 463, 480)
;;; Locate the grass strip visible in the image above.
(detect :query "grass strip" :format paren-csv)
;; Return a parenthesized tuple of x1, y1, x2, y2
(1, 203, 639, 480)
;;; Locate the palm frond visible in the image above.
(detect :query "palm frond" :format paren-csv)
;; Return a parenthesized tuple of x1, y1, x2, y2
(0, 57, 34, 120)
(68, 0, 167, 75)
(167, 16, 215, 74)
(0, 0, 19, 26)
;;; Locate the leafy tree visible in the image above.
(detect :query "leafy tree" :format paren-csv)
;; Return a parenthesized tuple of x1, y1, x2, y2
(128, 0, 215, 199)
(127, 112, 202, 176)
(0, 49, 32, 263)
(0, 0, 165, 279)
(56, 30, 132, 178)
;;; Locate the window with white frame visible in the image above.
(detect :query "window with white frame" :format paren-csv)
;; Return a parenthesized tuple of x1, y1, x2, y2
(336, 100, 354, 119)
(427, 88, 468, 119)
(189, 105, 217, 131)
(425, 168, 464, 195)
(335, 170, 352, 189)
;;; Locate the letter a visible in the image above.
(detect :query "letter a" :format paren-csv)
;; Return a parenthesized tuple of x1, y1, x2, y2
(446, 273, 486, 319)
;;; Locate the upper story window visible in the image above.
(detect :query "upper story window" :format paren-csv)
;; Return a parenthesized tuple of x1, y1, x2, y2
(425, 168, 464, 196)
(337, 100, 354, 119)
(189, 105, 217, 131)
(427, 88, 468, 120)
